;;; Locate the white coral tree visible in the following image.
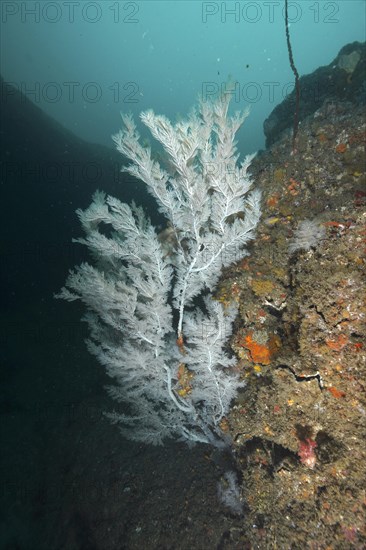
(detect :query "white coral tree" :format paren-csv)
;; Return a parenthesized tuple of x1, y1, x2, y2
(57, 90, 261, 446)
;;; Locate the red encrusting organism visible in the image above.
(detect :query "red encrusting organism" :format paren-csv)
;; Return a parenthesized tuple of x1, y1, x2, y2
(298, 438, 317, 468)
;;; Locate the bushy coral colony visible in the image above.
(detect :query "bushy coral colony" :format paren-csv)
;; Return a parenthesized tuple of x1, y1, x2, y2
(217, 471, 243, 515)
(288, 219, 326, 254)
(58, 91, 261, 447)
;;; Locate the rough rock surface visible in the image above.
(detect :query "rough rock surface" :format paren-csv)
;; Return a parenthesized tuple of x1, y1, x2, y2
(263, 41, 365, 147)
(217, 97, 366, 548)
